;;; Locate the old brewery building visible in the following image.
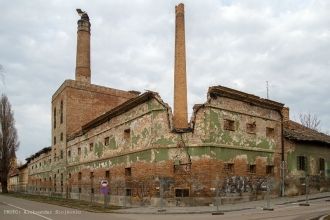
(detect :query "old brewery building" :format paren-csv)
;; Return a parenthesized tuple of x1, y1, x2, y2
(13, 4, 330, 206)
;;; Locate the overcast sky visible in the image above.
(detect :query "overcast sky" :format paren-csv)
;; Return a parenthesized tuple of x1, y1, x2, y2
(1, 0, 329, 163)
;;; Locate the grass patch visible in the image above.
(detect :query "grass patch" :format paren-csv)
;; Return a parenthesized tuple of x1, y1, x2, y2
(2, 192, 122, 213)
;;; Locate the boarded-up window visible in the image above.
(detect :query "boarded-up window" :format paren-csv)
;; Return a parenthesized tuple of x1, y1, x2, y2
(266, 127, 275, 138)
(175, 188, 189, 197)
(297, 156, 307, 171)
(224, 119, 235, 131)
(266, 165, 274, 174)
(104, 137, 110, 146)
(125, 167, 132, 176)
(246, 122, 256, 134)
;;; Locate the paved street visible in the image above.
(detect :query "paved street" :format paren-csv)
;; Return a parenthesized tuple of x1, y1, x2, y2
(0, 194, 329, 220)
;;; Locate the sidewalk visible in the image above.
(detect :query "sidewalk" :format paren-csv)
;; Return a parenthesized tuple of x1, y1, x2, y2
(112, 192, 330, 214)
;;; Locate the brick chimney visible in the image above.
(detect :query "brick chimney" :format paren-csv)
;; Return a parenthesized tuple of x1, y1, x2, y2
(173, 3, 188, 129)
(75, 9, 91, 83)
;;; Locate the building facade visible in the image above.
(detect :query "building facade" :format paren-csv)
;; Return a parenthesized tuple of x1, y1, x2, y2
(19, 4, 330, 206)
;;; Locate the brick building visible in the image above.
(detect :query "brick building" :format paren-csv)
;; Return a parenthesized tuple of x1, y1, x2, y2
(22, 4, 330, 206)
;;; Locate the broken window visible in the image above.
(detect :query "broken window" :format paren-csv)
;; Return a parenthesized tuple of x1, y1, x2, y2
(266, 165, 274, 174)
(124, 128, 131, 140)
(126, 188, 132, 196)
(249, 164, 256, 174)
(53, 107, 56, 129)
(89, 143, 93, 151)
(266, 127, 275, 138)
(104, 137, 110, 146)
(297, 156, 307, 171)
(319, 158, 325, 175)
(224, 119, 235, 131)
(246, 122, 256, 134)
(105, 170, 110, 178)
(175, 188, 189, 197)
(60, 100, 63, 124)
(125, 167, 132, 176)
(224, 163, 234, 173)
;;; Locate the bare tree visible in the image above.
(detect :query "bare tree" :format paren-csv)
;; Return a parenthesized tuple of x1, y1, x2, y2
(299, 113, 321, 131)
(0, 94, 19, 193)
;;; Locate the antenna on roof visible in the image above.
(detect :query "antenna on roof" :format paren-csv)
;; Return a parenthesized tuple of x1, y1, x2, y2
(266, 81, 269, 99)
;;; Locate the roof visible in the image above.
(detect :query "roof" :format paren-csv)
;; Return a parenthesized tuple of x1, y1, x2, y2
(208, 85, 284, 111)
(18, 163, 28, 170)
(68, 91, 168, 140)
(284, 120, 330, 145)
(25, 146, 52, 162)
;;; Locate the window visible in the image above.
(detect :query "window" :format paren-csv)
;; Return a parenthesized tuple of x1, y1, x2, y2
(249, 164, 256, 174)
(124, 128, 131, 139)
(68, 173, 71, 178)
(49, 158, 51, 164)
(60, 150, 63, 159)
(78, 172, 82, 181)
(297, 156, 307, 171)
(39, 162, 41, 167)
(319, 158, 325, 174)
(60, 173, 63, 180)
(246, 122, 256, 134)
(91, 188, 94, 194)
(68, 150, 71, 158)
(78, 147, 81, 155)
(54, 153, 57, 161)
(266, 165, 274, 174)
(125, 167, 132, 176)
(60, 133, 63, 141)
(224, 163, 234, 173)
(79, 188, 81, 193)
(266, 127, 275, 138)
(90, 172, 94, 179)
(60, 100, 63, 124)
(89, 143, 93, 152)
(53, 136, 56, 145)
(175, 189, 189, 197)
(53, 107, 56, 129)
(105, 170, 110, 178)
(126, 188, 132, 196)
(104, 137, 110, 146)
(224, 119, 235, 131)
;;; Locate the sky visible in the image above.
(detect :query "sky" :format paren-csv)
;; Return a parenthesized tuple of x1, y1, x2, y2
(0, 0, 329, 163)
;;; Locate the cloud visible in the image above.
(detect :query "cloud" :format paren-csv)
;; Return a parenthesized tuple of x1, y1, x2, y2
(1, 0, 330, 161)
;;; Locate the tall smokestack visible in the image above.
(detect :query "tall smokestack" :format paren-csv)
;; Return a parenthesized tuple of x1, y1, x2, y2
(173, 3, 188, 129)
(75, 9, 91, 83)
